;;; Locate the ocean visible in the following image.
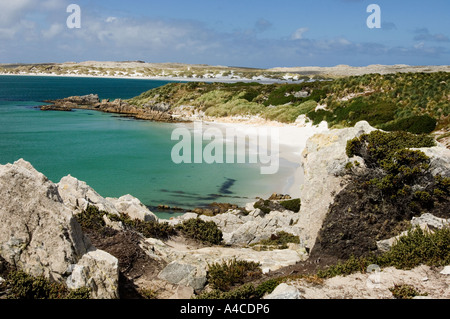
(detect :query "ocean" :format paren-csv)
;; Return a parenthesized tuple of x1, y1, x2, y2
(0, 75, 293, 218)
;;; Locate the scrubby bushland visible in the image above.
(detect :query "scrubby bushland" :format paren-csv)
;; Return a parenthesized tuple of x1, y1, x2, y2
(389, 284, 428, 299)
(4, 270, 90, 299)
(126, 72, 448, 131)
(195, 279, 282, 300)
(253, 197, 300, 215)
(176, 218, 223, 245)
(312, 130, 449, 261)
(279, 198, 301, 213)
(316, 226, 450, 279)
(76, 205, 176, 240)
(206, 259, 262, 292)
(251, 231, 300, 250)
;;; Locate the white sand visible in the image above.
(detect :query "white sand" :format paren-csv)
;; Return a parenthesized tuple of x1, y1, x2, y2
(198, 118, 330, 198)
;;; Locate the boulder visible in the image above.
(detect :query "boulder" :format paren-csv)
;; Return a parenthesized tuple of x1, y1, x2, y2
(157, 261, 207, 291)
(440, 266, 450, 275)
(414, 146, 450, 177)
(58, 175, 118, 214)
(106, 194, 158, 222)
(263, 283, 302, 299)
(0, 159, 119, 299)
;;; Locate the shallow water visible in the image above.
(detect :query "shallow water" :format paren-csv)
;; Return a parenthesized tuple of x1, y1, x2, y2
(0, 76, 295, 218)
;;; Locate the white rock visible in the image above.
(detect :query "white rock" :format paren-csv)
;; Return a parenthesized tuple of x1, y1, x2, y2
(0, 159, 119, 299)
(295, 121, 377, 251)
(106, 194, 158, 222)
(58, 175, 118, 214)
(263, 283, 302, 299)
(66, 249, 119, 299)
(440, 266, 450, 275)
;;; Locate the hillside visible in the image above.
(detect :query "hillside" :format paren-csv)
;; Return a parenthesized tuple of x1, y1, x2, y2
(126, 72, 450, 142)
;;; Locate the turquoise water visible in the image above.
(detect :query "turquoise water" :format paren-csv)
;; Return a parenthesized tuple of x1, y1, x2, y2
(0, 75, 292, 218)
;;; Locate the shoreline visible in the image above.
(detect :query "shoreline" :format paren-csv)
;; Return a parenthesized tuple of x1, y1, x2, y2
(193, 117, 330, 200)
(0, 72, 300, 84)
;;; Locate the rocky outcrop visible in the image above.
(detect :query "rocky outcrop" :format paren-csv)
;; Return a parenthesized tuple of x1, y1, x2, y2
(0, 159, 119, 298)
(295, 121, 376, 251)
(58, 175, 158, 222)
(414, 146, 450, 177)
(166, 207, 302, 247)
(40, 94, 186, 123)
(144, 236, 306, 291)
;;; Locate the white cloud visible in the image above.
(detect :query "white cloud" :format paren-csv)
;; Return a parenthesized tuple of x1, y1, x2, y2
(42, 23, 64, 39)
(291, 27, 309, 40)
(105, 17, 117, 23)
(0, 0, 34, 26)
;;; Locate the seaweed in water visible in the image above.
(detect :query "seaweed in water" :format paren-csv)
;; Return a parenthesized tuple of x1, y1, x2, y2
(219, 178, 236, 195)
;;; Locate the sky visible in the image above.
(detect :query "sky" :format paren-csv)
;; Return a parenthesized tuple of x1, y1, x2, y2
(0, 0, 449, 68)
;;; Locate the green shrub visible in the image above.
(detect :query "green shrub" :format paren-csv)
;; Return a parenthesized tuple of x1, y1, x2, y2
(317, 226, 450, 279)
(207, 259, 262, 291)
(108, 212, 176, 240)
(6, 270, 90, 299)
(280, 198, 301, 212)
(346, 130, 435, 167)
(389, 284, 427, 299)
(176, 218, 223, 245)
(253, 200, 271, 214)
(383, 115, 437, 134)
(76, 204, 107, 232)
(317, 255, 372, 279)
(195, 277, 282, 299)
(254, 231, 300, 250)
(76, 205, 176, 240)
(379, 226, 450, 269)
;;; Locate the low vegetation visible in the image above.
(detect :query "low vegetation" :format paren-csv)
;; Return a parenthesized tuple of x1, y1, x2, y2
(4, 270, 90, 299)
(125, 71, 448, 134)
(196, 260, 283, 299)
(175, 218, 223, 245)
(206, 259, 262, 292)
(389, 284, 428, 299)
(251, 231, 300, 250)
(76, 205, 176, 240)
(316, 226, 450, 279)
(76, 205, 223, 245)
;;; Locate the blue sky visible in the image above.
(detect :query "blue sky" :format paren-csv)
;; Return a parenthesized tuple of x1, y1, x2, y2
(0, 0, 449, 68)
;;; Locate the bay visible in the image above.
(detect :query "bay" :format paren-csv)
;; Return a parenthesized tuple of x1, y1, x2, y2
(0, 75, 288, 218)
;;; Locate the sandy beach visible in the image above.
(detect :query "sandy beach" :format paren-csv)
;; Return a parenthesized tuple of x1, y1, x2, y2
(197, 117, 330, 199)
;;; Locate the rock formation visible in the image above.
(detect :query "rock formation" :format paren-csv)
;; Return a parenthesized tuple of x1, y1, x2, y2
(0, 159, 119, 298)
(40, 94, 186, 123)
(58, 175, 158, 222)
(294, 121, 376, 251)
